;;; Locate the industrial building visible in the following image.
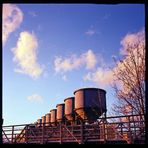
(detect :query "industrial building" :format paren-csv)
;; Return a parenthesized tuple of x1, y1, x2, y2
(2, 88, 145, 144)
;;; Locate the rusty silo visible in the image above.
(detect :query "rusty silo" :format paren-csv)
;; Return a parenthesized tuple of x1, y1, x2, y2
(41, 116, 46, 126)
(34, 121, 38, 127)
(56, 103, 65, 123)
(37, 119, 42, 127)
(74, 88, 106, 122)
(64, 97, 75, 122)
(45, 113, 51, 126)
(50, 109, 57, 126)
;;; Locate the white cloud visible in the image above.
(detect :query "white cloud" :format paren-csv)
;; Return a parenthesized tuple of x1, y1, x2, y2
(85, 29, 96, 36)
(27, 94, 43, 103)
(54, 49, 97, 73)
(54, 56, 76, 72)
(120, 29, 145, 55)
(83, 68, 114, 88)
(11, 31, 43, 79)
(84, 49, 97, 69)
(2, 4, 23, 45)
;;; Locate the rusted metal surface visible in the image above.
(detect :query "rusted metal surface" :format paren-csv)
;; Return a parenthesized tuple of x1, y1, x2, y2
(37, 119, 42, 127)
(56, 103, 65, 122)
(50, 109, 57, 126)
(2, 114, 145, 144)
(64, 97, 75, 121)
(41, 116, 46, 124)
(74, 88, 107, 121)
(45, 113, 51, 126)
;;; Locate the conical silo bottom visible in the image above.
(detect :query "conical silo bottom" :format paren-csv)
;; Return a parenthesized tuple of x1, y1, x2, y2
(74, 107, 104, 122)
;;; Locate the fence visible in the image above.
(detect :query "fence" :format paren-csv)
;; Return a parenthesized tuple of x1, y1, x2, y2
(2, 114, 145, 144)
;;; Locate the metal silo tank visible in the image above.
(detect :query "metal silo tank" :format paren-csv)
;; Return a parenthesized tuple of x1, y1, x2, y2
(56, 103, 65, 122)
(41, 116, 46, 126)
(50, 109, 57, 126)
(34, 121, 38, 127)
(64, 97, 75, 121)
(37, 119, 42, 127)
(74, 88, 106, 122)
(45, 113, 51, 126)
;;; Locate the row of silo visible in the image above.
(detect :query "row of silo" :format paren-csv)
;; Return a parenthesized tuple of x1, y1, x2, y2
(35, 88, 107, 126)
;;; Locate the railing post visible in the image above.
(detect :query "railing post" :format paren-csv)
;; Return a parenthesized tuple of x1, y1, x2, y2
(42, 123, 45, 144)
(120, 123, 123, 135)
(80, 120, 84, 144)
(128, 116, 132, 144)
(72, 124, 73, 134)
(133, 115, 136, 139)
(25, 125, 28, 144)
(103, 117, 106, 143)
(0, 119, 4, 144)
(11, 126, 14, 143)
(60, 122, 62, 144)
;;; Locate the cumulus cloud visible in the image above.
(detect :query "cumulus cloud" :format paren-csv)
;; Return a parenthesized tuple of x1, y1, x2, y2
(85, 50, 97, 69)
(83, 68, 114, 88)
(2, 4, 23, 45)
(54, 49, 97, 73)
(120, 29, 145, 55)
(27, 94, 43, 103)
(11, 31, 43, 79)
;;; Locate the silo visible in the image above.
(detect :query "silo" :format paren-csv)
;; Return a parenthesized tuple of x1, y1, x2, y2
(41, 116, 46, 126)
(56, 103, 65, 122)
(34, 121, 38, 127)
(64, 97, 75, 121)
(50, 109, 57, 126)
(45, 113, 51, 126)
(74, 88, 106, 122)
(37, 119, 42, 127)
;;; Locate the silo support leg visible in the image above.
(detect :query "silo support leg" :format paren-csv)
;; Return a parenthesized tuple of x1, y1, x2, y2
(42, 124, 45, 144)
(80, 121, 84, 144)
(60, 122, 62, 144)
(11, 126, 14, 143)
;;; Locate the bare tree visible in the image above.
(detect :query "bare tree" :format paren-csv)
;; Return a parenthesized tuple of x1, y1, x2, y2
(111, 30, 145, 121)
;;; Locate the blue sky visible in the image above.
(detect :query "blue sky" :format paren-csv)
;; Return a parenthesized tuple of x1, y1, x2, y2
(3, 4, 145, 125)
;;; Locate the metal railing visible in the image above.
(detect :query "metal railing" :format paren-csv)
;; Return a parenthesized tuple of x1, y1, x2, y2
(2, 114, 145, 144)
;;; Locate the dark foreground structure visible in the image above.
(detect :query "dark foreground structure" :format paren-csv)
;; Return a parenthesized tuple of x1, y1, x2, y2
(2, 88, 145, 144)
